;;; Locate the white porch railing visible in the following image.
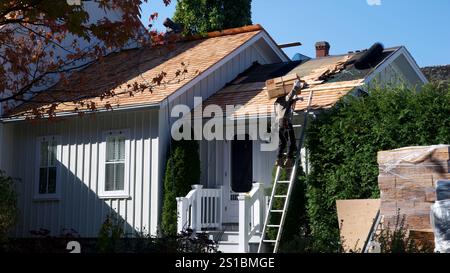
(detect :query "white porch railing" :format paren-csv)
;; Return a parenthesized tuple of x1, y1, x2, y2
(176, 185, 223, 233)
(238, 183, 266, 253)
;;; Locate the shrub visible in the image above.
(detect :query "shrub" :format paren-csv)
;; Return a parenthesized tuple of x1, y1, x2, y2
(162, 140, 201, 236)
(305, 83, 450, 252)
(0, 172, 18, 242)
(96, 215, 124, 253)
(373, 210, 433, 253)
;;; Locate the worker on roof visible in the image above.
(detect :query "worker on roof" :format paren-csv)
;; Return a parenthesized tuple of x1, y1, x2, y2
(274, 79, 307, 168)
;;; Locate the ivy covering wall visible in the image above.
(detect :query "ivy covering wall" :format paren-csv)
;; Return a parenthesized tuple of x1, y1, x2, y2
(304, 84, 450, 251)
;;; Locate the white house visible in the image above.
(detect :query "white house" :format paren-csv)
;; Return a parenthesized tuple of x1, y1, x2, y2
(0, 22, 427, 253)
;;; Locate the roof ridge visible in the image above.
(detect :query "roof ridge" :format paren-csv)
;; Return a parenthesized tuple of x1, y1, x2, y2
(182, 24, 263, 42)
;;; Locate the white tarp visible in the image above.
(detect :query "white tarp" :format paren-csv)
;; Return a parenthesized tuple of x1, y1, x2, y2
(431, 180, 450, 253)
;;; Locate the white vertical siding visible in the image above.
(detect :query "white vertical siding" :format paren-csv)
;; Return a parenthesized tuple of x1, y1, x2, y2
(4, 37, 282, 238)
(8, 109, 159, 237)
(159, 42, 273, 190)
(252, 140, 278, 188)
(162, 42, 279, 191)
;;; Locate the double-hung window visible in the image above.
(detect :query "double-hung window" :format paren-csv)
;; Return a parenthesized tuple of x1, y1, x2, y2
(99, 130, 130, 198)
(35, 136, 60, 199)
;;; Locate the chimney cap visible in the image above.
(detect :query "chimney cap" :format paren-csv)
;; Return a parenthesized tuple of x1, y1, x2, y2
(315, 41, 330, 48)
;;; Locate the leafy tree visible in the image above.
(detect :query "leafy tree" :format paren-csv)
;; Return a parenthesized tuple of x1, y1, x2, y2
(305, 84, 450, 252)
(162, 139, 201, 236)
(0, 0, 172, 116)
(173, 0, 252, 35)
(0, 172, 17, 242)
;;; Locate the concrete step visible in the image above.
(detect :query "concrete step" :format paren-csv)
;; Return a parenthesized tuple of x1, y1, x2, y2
(217, 241, 239, 253)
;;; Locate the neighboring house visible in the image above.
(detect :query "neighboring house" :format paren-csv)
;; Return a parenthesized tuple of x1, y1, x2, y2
(0, 24, 427, 253)
(421, 64, 450, 82)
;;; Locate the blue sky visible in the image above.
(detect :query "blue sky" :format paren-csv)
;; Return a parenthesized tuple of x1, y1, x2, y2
(140, 0, 450, 67)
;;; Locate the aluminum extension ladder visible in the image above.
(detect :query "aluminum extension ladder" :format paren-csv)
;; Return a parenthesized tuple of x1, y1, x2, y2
(258, 90, 314, 253)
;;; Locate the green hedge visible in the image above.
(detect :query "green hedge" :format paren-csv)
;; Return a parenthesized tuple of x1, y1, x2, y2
(162, 140, 201, 236)
(305, 84, 450, 252)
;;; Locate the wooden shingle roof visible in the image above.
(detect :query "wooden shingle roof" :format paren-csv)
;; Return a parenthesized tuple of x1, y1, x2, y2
(8, 25, 264, 118)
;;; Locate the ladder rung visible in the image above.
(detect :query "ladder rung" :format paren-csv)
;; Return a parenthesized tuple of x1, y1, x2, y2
(263, 240, 276, 243)
(267, 225, 280, 228)
(270, 210, 283, 213)
(274, 195, 287, 198)
(277, 181, 290, 184)
(292, 125, 302, 128)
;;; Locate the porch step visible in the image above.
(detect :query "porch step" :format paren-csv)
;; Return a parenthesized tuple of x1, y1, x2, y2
(217, 230, 240, 253)
(217, 241, 239, 253)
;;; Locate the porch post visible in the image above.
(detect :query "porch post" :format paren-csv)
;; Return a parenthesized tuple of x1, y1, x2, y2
(238, 193, 249, 253)
(193, 185, 203, 231)
(176, 197, 186, 233)
(259, 183, 266, 233)
(218, 186, 224, 229)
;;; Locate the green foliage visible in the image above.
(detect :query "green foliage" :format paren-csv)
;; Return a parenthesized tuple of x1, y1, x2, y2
(162, 140, 201, 236)
(0, 172, 17, 242)
(96, 214, 217, 253)
(173, 0, 252, 35)
(96, 215, 124, 253)
(305, 84, 450, 252)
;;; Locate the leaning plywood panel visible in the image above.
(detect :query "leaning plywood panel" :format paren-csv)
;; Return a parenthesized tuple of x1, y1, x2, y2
(336, 199, 381, 253)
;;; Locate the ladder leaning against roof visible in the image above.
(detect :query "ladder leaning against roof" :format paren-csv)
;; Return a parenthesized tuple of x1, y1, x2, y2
(257, 89, 314, 253)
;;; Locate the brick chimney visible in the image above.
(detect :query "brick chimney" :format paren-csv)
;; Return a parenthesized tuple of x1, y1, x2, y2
(315, 41, 330, 58)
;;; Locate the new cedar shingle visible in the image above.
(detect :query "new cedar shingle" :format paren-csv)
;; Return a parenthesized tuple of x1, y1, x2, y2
(8, 25, 264, 117)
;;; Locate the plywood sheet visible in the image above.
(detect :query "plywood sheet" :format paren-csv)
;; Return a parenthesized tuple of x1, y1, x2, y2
(336, 199, 381, 252)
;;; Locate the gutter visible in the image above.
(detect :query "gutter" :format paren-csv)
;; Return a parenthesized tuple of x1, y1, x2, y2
(1, 102, 160, 123)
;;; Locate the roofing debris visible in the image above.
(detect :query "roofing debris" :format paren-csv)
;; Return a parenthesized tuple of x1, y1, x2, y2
(199, 45, 399, 119)
(265, 55, 354, 99)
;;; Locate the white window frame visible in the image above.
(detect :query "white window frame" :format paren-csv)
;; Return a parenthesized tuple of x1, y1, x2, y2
(99, 129, 130, 199)
(34, 135, 61, 200)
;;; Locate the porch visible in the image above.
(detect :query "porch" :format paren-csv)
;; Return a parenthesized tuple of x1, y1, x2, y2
(176, 183, 267, 253)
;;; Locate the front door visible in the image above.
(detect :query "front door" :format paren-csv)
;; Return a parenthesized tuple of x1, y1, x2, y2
(231, 135, 253, 193)
(223, 135, 253, 223)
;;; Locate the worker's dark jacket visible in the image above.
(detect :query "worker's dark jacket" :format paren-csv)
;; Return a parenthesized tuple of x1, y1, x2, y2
(274, 86, 300, 128)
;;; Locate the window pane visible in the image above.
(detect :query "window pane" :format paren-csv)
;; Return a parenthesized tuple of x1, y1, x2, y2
(49, 140, 57, 167)
(115, 163, 125, 191)
(40, 141, 49, 167)
(105, 164, 115, 191)
(48, 167, 57, 194)
(39, 168, 48, 194)
(106, 136, 125, 162)
(117, 138, 125, 161)
(106, 137, 116, 162)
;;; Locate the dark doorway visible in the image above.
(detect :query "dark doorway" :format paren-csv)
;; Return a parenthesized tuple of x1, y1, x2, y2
(231, 135, 253, 193)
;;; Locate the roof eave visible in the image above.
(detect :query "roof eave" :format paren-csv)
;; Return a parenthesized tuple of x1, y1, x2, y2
(1, 102, 161, 123)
